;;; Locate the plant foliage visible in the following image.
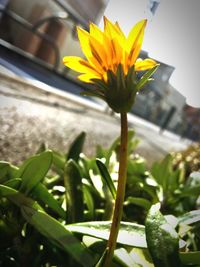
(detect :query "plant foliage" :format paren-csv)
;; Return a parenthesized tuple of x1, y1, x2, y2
(0, 133, 199, 266)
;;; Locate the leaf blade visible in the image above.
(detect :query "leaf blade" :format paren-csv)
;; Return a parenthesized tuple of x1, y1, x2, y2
(145, 203, 181, 267)
(96, 159, 116, 199)
(66, 221, 146, 248)
(19, 150, 53, 194)
(64, 159, 84, 223)
(67, 132, 86, 161)
(21, 205, 95, 267)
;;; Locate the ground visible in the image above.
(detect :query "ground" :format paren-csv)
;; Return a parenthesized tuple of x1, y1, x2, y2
(0, 65, 191, 167)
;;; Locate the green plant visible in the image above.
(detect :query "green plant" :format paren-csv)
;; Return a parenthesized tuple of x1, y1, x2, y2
(0, 132, 199, 266)
(172, 142, 200, 177)
(63, 15, 160, 266)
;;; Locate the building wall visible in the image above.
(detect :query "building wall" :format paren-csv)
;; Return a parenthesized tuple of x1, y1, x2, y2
(9, 0, 50, 19)
(66, 0, 109, 23)
(6, 0, 107, 71)
(132, 52, 186, 131)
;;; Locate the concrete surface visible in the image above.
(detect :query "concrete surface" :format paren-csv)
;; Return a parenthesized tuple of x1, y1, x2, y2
(0, 65, 191, 166)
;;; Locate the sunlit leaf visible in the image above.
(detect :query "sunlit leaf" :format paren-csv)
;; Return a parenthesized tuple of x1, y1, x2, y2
(94, 248, 108, 267)
(0, 185, 41, 210)
(64, 159, 84, 223)
(178, 210, 200, 225)
(129, 248, 154, 267)
(32, 182, 66, 219)
(136, 65, 158, 91)
(145, 203, 181, 267)
(0, 161, 10, 181)
(3, 178, 22, 190)
(180, 185, 200, 197)
(66, 221, 146, 248)
(52, 150, 65, 170)
(21, 205, 95, 267)
(151, 154, 178, 193)
(180, 251, 200, 265)
(114, 248, 140, 267)
(0, 161, 18, 182)
(125, 197, 151, 210)
(83, 184, 95, 220)
(96, 159, 116, 199)
(19, 150, 53, 194)
(67, 132, 86, 161)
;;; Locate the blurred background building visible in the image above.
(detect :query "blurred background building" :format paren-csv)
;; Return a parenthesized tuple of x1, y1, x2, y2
(0, 0, 199, 141)
(0, 0, 108, 68)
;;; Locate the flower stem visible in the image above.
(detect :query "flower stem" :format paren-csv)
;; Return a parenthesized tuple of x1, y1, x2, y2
(103, 112, 128, 267)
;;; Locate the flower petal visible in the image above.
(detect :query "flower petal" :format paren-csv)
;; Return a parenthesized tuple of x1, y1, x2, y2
(77, 27, 91, 58)
(90, 22, 113, 68)
(89, 22, 104, 44)
(63, 56, 98, 75)
(102, 17, 126, 72)
(110, 38, 123, 68)
(114, 21, 126, 39)
(135, 58, 158, 71)
(89, 35, 108, 67)
(77, 27, 103, 73)
(78, 26, 109, 71)
(78, 73, 101, 83)
(104, 16, 125, 45)
(63, 18, 158, 92)
(126, 19, 147, 66)
(126, 19, 147, 51)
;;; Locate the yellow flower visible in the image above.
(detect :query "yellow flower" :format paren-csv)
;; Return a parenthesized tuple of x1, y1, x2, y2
(63, 17, 158, 113)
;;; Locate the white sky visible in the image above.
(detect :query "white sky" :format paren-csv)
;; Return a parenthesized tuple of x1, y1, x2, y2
(99, 0, 200, 107)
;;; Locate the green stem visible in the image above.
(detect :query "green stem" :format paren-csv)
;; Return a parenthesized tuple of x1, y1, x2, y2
(103, 112, 128, 267)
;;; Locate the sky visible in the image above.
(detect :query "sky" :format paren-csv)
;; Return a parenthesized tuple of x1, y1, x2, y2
(99, 0, 200, 107)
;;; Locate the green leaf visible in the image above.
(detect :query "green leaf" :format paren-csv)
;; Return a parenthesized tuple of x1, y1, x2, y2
(96, 145, 107, 159)
(178, 210, 200, 225)
(67, 132, 86, 161)
(21, 205, 95, 267)
(96, 159, 116, 199)
(187, 171, 200, 187)
(52, 150, 65, 170)
(107, 69, 116, 87)
(36, 142, 47, 154)
(95, 248, 108, 267)
(136, 66, 158, 91)
(19, 150, 53, 194)
(180, 185, 200, 197)
(82, 184, 95, 220)
(66, 221, 146, 248)
(127, 156, 146, 176)
(4, 178, 22, 189)
(81, 90, 105, 100)
(0, 161, 18, 182)
(114, 248, 140, 267)
(180, 251, 200, 265)
(177, 172, 200, 199)
(105, 135, 120, 166)
(126, 66, 136, 90)
(32, 182, 66, 219)
(145, 203, 181, 267)
(0, 184, 41, 209)
(125, 197, 151, 210)
(91, 78, 108, 91)
(0, 161, 9, 181)
(151, 154, 173, 190)
(64, 159, 84, 223)
(129, 248, 154, 267)
(116, 64, 126, 90)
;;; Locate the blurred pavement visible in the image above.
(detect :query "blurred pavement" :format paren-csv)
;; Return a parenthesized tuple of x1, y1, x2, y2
(0, 64, 191, 166)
